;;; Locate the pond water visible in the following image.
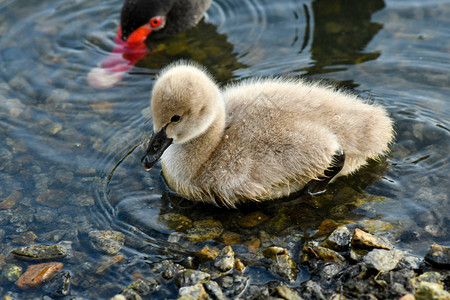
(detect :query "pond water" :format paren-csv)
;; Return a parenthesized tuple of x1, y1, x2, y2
(0, 0, 449, 298)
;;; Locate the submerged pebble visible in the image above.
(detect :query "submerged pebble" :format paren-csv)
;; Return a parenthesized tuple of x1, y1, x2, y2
(15, 262, 63, 289)
(88, 230, 125, 255)
(424, 244, 450, 267)
(11, 244, 67, 261)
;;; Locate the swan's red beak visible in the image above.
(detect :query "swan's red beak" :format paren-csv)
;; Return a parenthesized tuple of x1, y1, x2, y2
(87, 25, 153, 89)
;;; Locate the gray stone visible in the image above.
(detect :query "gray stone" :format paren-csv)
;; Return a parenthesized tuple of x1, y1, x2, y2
(203, 281, 227, 300)
(178, 283, 207, 300)
(88, 230, 125, 255)
(424, 244, 450, 267)
(323, 225, 352, 251)
(214, 246, 235, 272)
(363, 249, 403, 273)
(177, 269, 210, 287)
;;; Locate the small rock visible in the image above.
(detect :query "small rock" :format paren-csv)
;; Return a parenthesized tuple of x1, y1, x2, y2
(195, 246, 219, 262)
(222, 275, 249, 298)
(235, 258, 245, 272)
(424, 244, 450, 267)
(43, 271, 71, 297)
(238, 211, 269, 228)
(95, 255, 124, 274)
(11, 244, 67, 261)
(302, 243, 345, 264)
(193, 219, 223, 229)
(276, 285, 303, 300)
(0, 191, 21, 210)
(349, 248, 370, 261)
(263, 247, 297, 281)
(221, 231, 241, 244)
(159, 213, 193, 231)
(2, 264, 23, 282)
(415, 282, 450, 300)
(11, 231, 38, 245)
(204, 281, 226, 300)
(351, 228, 393, 250)
(36, 189, 66, 208)
(398, 254, 422, 270)
(183, 227, 224, 243)
(16, 262, 63, 289)
(178, 283, 207, 300)
(214, 246, 235, 272)
(177, 269, 210, 287)
(363, 249, 403, 272)
(244, 237, 261, 253)
(88, 230, 125, 255)
(323, 225, 352, 251)
(411, 272, 442, 288)
(120, 278, 159, 298)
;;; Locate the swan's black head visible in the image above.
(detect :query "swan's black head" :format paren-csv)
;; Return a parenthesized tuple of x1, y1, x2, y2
(120, 0, 174, 40)
(120, 0, 212, 42)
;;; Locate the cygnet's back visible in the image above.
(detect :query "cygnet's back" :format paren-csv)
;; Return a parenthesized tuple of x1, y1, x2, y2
(142, 62, 394, 207)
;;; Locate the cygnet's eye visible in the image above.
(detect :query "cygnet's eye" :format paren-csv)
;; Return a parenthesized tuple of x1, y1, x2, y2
(171, 115, 181, 123)
(149, 16, 165, 30)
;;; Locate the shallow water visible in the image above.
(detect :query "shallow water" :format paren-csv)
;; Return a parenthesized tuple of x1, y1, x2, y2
(0, 0, 449, 298)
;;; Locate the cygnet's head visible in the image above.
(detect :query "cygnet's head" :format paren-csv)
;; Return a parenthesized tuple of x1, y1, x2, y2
(142, 61, 222, 170)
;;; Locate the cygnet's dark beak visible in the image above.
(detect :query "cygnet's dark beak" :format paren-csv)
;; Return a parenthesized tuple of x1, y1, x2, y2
(141, 126, 173, 171)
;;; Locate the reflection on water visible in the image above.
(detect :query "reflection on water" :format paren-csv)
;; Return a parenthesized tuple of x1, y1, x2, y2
(307, 0, 385, 74)
(0, 0, 449, 298)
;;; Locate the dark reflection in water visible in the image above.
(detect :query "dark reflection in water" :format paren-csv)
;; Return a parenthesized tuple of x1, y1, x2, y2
(137, 21, 247, 82)
(306, 0, 385, 75)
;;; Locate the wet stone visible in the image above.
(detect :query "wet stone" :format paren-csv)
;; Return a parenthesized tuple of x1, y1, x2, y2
(275, 284, 303, 300)
(34, 206, 58, 224)
(398, 254, 422, 270)
(349, 248, 370, 261)
(177, 269, 210, 287)
(43, 271, 71, 297)
(411, 271, 442, 288)
(351, 228, 393, 250)
(88, 230, 125, 255)
(363, 249, 404, 272)
(263, 247, 298, 281)
(221, 275, 249, 298)
(221, 231, 241, 244)
(424, 244, 450, 268)
(203, 281, 226, 300)
(95, 255, 123, 274)
(120, 278, 159, 298)
(302, 243, 346, 264)
(178, 283, 207, 300)
(0, 191, 21, 210)
(11, 244, 67, 261)
(183, 227, 224, 243)
(159, 213, 193, 231)
(238, 211, 269, 228)
(15, 262, 63, 289)
(195, 245, 219, 262)
(153, 260, 185, 280)
(11, 231, 38, 245)
(415, 282, 450, 300)
(235, 258, 245, 273)
(36, 189, 66, 208)
(323, 225, 352, 251)
(214, 246, 235, 272)
(2, 264, 23, 282)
